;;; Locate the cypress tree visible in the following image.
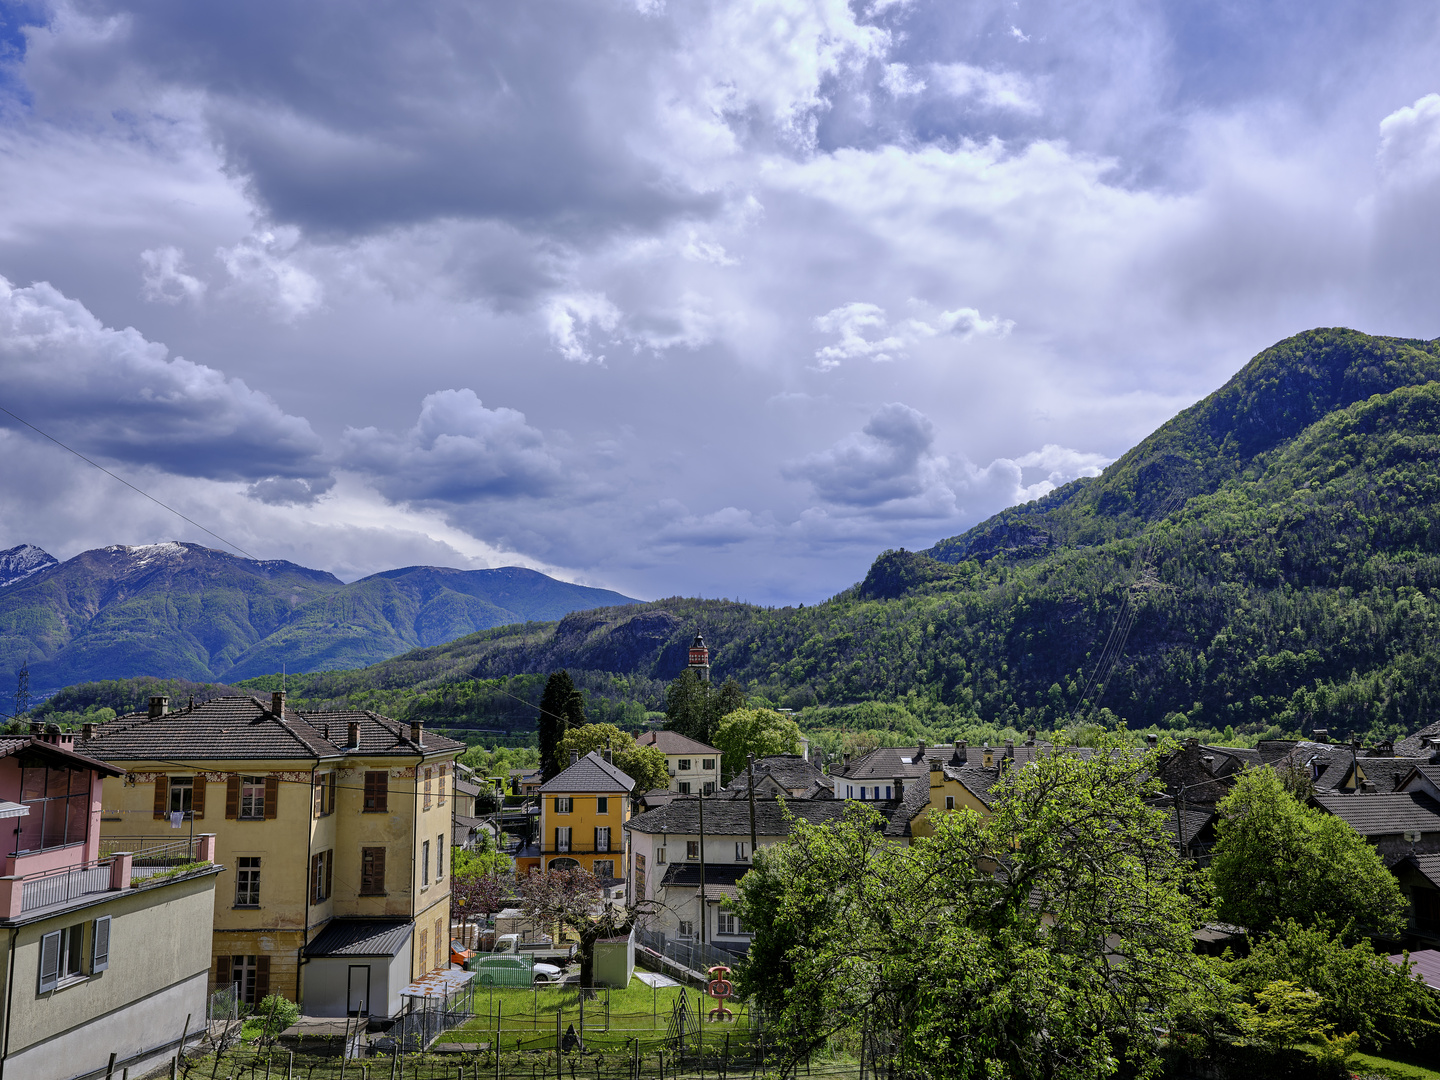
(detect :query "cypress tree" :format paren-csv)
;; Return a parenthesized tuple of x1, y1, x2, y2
(539, 670, 586, 779)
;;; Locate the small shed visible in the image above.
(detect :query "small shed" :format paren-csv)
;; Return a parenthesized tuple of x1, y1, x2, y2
(593, 928, 635, 988)
(303, 919, 414, 1020)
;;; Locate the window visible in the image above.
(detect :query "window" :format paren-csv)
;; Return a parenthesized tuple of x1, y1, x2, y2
(434, 917, 444, 970)
(678, 759, 692, 771)
(678, 920, 694, 939)
(361, 847, 386, 895)
(436, 835, 445, 880)
(555, 797, 573, 814)
(655, 847, 666, 864)
(677, 782, 691, 795)
(239, 776, 266, 820)
(310, 850, 333, 903)
(717, 911, 745, 936)
(423, 767, 433, 809)
(595, 826, 611, 852)
(421, 840, 431, 886)
(597, 797, 608, 814)
(594, 859, 615, 880)
(313, 772, 336, 817)
(555, 827, 571, 853)
(169, 776, 194, 817)
(215, 954, 269, 1005)
(17, 760, 90, 853)
(703, 782, 715, 796)
(702, 758, 715, 770)
(39, 922, 87, 991)
(735, 842, 750, 861)
(91, 916, 110, 973)
(363, 771, 388, 812)
(885, 786, 892, 799)
(235, 857, 261, 907)
(945, 796, 955, 811)
(686, 840, 699, 861)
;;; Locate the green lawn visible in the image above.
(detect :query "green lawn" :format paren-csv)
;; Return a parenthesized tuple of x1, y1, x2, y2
(1347, 1050, 1440, 1080)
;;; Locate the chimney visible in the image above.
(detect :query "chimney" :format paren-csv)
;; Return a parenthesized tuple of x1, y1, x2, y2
(28, 720, 42, 736)
(149, 696, 169, 719)
(1313, 728, 1329, 743)
(1025, 728, 1036, 746)
(271, 691, 285, 716)
(347, 720, 360, 748)
(1145, 734, 1158, 749)
(1004, 739, 1014, 756)
(895, 777, 905, 799)
(1361, 780, 1377, 794)
(603, 747, 613, 763)
(82, 722, 96, 741)
(410, 720, 424, 745)
(570, 749, 579, 765)
(916, 740, 926, 764)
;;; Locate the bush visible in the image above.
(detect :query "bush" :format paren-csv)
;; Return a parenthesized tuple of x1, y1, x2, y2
(254, 993, 299, 1038)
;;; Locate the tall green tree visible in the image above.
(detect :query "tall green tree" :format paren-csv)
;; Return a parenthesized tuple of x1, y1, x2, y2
(664, 669, 745, 744)
(556, 722, 670, 792)
(538, 670, 586, 780)
(713, 707, 802, 778)
(735, 735, 1221, 1080)
(1208, 768, 1407, 939)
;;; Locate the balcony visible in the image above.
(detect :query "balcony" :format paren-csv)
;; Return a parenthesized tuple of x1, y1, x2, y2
(0, 834, 217, 919)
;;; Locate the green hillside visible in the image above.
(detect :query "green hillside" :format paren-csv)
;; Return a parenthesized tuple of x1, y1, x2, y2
(0, 546, 639, 692)
(187, 328, 1440, 748)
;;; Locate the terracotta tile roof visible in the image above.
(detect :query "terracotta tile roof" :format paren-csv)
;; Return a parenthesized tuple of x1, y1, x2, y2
(77, 696, 463, 761)
(635, 731, 720, 755)
(539, 751, 635, 794)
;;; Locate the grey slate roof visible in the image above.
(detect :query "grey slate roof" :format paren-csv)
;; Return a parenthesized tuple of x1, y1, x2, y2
(1313, 792, 1440, 836)
(634, 731, 720, 756)
(305, 919, 414, 957)
(722, 755, 830, 795)
(838, 742, 1092, 782)
(626, 795, 850, 837)
(1405, 854, 1440, 890)
(1352, 757, 1432, 793)
(1398, 719, 1440, 757)
(947, 766, 1003, 808)
(78, 696, 464, 761)
(539, 751, 636, 794)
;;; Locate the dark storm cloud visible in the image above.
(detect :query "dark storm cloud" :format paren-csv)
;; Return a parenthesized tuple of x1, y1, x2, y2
(783, 403, 943, 508)
(33, 0, 714, 239)
(0, 276, 330, 484)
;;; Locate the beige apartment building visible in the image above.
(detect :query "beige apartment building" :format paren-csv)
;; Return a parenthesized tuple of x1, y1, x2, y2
(80, 694, 464, 1018)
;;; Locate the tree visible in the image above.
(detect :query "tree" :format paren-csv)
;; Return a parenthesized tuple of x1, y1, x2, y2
(1225, 919, 1438, 1050)
(556, 723, 669, 792)
(1208, 768, 1407, 939)
(451, 870, 508, 946)
(538, 671, 586, 779)
(664, 670, 745, 744)
(713, 707, 802, 777)
(735, 735, 1221, 1080)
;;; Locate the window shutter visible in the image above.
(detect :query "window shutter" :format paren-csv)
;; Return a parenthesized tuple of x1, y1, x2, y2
(214, 954, 230, 990)
(327, 771, 336, 813)
(373, 847, 386, 891)
(191, 776, 206, 820)
(264, 777, 279, 819)
(375, 773, 388, 813)
(91, 915, 111, 972)
(254, 955, 270, 1001)
(153, 776, 168, 820)
(313, 776, 322, 818)
(39, 930, 61, 992)
(226, 776, 240, 820)
(324, 850, 333, 899)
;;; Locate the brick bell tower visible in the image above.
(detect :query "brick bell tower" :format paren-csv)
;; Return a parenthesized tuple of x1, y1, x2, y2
(688, 632, 711, 683)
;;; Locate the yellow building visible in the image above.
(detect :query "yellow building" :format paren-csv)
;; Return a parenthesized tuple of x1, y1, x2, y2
(79, 693, 463, 1016)
(903, 760, 998, 840)
(515, 750, 634, 882)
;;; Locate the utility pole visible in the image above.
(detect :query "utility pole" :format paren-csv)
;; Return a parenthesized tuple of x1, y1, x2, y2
(747, 754, 757, 863)
(697, 793, 707, 947)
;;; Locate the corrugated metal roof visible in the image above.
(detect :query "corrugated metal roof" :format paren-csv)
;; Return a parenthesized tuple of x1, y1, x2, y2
(305, 919, 413, 957)
(1390, 948, 1440, 991)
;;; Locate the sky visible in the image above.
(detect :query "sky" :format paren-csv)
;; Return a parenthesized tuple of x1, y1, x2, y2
(1, 0, 1439, 605)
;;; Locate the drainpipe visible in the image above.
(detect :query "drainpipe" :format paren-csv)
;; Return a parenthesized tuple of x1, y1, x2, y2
(1, 925, 18, 1079)
(697, 795, 707, 947)
(297, 762, 317, 1003)
(747, 755, 757, 864)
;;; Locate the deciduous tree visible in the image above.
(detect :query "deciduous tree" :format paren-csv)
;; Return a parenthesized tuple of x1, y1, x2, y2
(1208, 768, 1407, 939)
(713, 707, 802, 777)
(557, 723, 669, 791)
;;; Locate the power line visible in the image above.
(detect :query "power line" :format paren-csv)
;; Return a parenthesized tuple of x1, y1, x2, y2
(0, 403, 260, 561)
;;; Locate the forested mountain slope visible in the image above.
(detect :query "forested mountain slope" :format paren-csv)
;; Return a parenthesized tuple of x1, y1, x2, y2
(219, 328, 1440, 745)
(0, 543, 638, 691)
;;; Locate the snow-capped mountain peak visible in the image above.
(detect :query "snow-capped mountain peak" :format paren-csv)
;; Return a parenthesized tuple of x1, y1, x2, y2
(0, 545, 58, 588)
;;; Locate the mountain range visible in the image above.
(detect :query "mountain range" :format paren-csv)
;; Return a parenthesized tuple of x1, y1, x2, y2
(0, 542, 638, 693)
(215, 327, 1440, 746)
